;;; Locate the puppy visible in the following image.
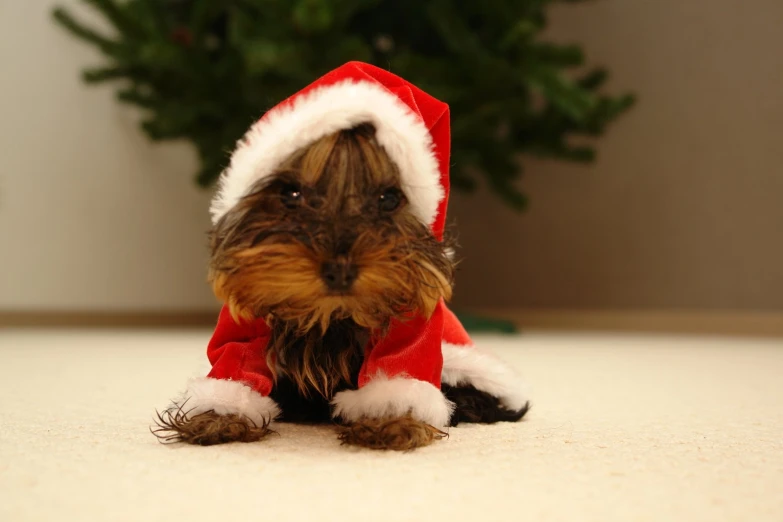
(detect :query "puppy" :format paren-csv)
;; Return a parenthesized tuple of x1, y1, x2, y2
(153, 62, 529, 451)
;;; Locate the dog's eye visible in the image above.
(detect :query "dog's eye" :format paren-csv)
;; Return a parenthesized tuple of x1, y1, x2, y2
(378, 188, 403, 212)
(280, 184, 303, 209)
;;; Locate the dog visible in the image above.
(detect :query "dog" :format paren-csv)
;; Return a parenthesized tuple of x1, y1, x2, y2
(153, 62, 529, 451)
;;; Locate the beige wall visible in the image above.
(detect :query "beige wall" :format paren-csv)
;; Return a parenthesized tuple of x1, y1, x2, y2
(0, 0, 218, 311)
(1, 0, 781, 313)
(451, 0, 783, 310)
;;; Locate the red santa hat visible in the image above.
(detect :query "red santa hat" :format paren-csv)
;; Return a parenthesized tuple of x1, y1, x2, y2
(210, 61, 451, 240)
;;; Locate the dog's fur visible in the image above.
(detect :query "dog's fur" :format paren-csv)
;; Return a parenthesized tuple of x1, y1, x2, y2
(337, 415, 447, 451)
(152, 407, 273, 446)
(210, 123, 453, 334)
(209, 124, 453, 399)
(155, 123, 513, 450)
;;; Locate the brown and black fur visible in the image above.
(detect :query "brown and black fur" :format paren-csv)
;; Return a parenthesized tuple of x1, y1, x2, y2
(154, 123, 518, 451)
(442, 384, 531, 426)
(268, 318, 366, 422)
(152, 407, 273, 446)
(209, 123, 453, 337)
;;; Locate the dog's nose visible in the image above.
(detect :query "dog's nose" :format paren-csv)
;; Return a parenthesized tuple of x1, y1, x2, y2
(321, 258, 358, 292)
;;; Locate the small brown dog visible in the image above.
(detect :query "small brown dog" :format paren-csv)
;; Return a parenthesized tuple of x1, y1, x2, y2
(154, 62, 529, 451)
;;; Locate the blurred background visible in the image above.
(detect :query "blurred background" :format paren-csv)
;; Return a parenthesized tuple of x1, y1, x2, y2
(1, 0, 781, 336)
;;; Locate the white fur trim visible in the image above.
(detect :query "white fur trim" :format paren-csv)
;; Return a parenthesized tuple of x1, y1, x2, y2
(331, 375, 454, 428)
(179, 378, 281, 426)
(441, 343, 530, 411)
(210, 80, 444, 227)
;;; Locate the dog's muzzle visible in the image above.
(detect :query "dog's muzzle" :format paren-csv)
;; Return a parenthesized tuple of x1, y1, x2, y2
(321, 256, 358, 292)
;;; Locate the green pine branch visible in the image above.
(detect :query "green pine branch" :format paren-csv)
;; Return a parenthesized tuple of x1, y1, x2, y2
(52, 7, 120, 55)
(53, 0, 635, 206)
(82, 0, 143, 37)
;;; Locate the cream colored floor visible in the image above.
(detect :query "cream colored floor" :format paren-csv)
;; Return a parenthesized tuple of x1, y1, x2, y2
(1, 329, 781, 522)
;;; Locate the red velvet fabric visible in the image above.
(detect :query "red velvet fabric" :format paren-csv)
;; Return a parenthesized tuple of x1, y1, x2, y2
(206, 306, 275, 396)
(206, 300, 473, 396)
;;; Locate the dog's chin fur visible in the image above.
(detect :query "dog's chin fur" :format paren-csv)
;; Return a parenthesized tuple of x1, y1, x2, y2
(207, 123, 455, 399)
(210, 229, 451, 335)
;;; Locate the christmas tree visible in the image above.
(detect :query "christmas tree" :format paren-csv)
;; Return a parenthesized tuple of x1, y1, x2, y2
(53, 0, 634, 211)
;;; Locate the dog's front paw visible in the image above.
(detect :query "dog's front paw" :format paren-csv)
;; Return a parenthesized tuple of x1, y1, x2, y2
(152, 406, 274, 446)
(337, 415, 446, 451)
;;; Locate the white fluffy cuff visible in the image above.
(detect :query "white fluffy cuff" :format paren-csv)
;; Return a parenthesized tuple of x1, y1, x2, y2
(179, 378, 281, 426)
(441, 343, 530, 411)
(331, 376, 454, 428)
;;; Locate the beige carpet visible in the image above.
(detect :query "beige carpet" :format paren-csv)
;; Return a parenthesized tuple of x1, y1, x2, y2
(1, 329, 781, 522)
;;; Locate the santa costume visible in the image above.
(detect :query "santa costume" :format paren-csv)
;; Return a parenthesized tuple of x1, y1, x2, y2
(182, 61, 529, 429)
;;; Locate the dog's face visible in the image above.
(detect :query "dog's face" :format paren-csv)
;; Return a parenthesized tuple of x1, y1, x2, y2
(209, 123, 454, 334)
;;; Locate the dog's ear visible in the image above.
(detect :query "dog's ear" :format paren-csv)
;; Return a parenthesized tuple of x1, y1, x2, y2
(209, 175, 279, 256)
(208, 202, 254, 313)
(209, 205, 244, 257)
(208, 215, 233, 305)
(208, 240, 260, 324)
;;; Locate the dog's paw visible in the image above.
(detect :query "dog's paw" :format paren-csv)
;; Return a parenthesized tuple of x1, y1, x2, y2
(337, 415, 447, 451)
(152, 406, 274, 446)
